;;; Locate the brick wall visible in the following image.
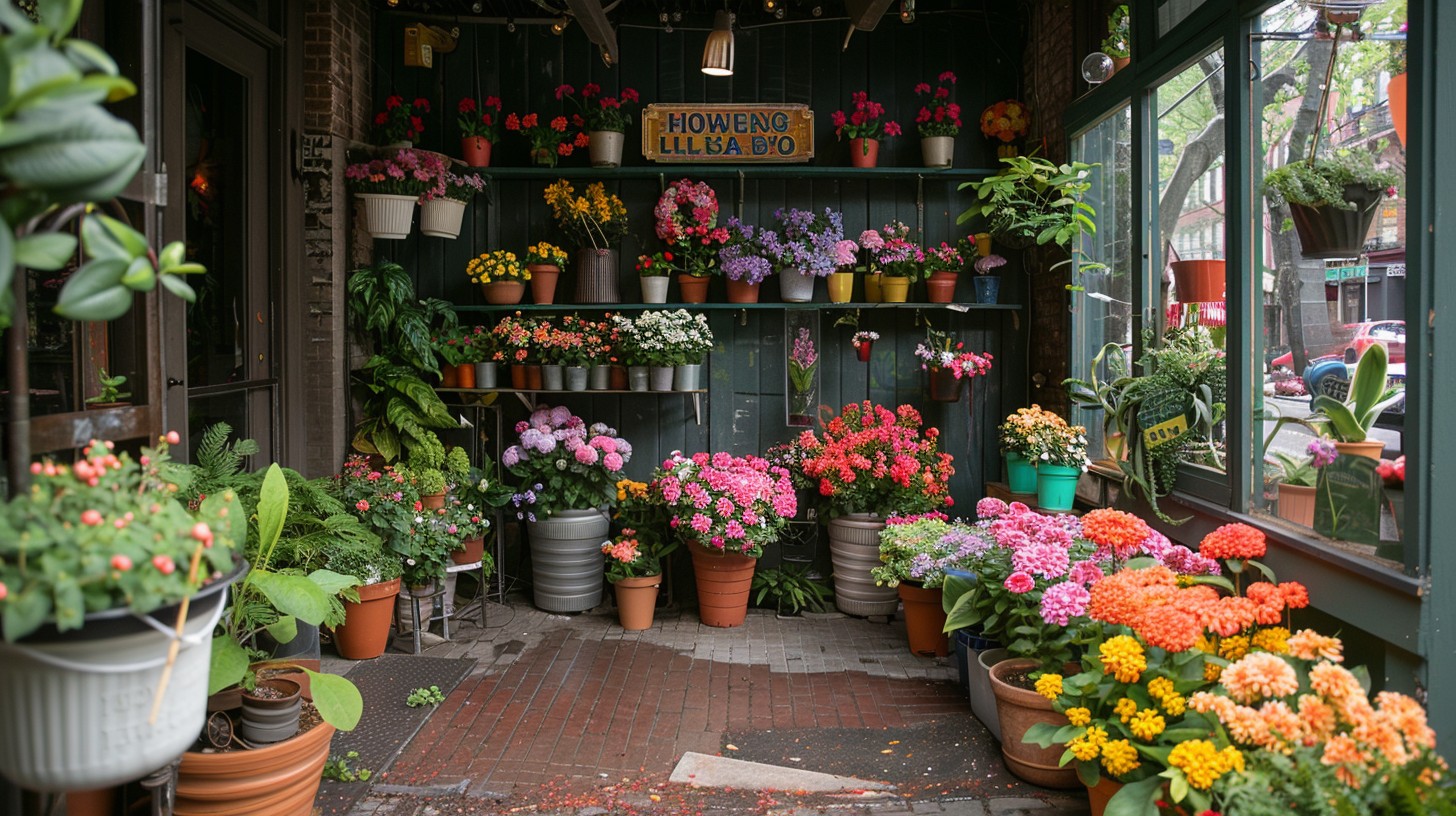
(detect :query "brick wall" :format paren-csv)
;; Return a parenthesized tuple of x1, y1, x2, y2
(300, 0, 372, 476)
(1023, 0, 1077, 417)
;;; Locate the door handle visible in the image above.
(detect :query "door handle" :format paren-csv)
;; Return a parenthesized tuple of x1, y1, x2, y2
(167, 377, 186, 388)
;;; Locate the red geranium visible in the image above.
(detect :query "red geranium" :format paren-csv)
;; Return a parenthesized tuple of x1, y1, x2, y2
(798, 401, 953, 518)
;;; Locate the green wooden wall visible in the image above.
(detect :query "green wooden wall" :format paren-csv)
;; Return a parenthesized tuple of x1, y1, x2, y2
(368, 4, 1031, 516)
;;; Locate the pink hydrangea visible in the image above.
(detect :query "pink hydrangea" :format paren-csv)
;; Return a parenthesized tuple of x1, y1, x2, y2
(976, 497, 1009, 519)
(1012, 540, 1070, 580)
(1068, 559, 1105, 585)
(1004, 571, 1034, 594)
(1040, 581, 1091, 627)
(603, 452, 624, 472)
(574, 445, 599, 465)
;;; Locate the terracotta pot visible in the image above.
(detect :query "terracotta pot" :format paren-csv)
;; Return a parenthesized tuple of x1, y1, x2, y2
(827, 271, 854, 303)
(528, 264, 561, 304)
(524, 364, 543, 390)
(898, 583, 949, 657)
(849, 137, 880, 168)
(421, 492, 446, 510)
(613, 575, 661, 631)
(175, 719, 336, 816)
(1086, 776, 1123, 816)
(1334, 439, 1385, 460)
(457, 362, 476, 389)
(863, 272, 883, 303)
(609, 365, 628, 390)
(925, 272, 957, 303)
(453, 535, 485, 565)
(510, 364, 527, 389)
(689, 546, 757, 628)
(1111, 56, 1130, 73)
(440, 363, 459, 388)
(1170, 260, 1225, 303)
(461, 136, 493, 167)
(483, 280, 526, 305)
(928, 367, 961, 403)
(879, 276, 910, 303)
(65, 788, 115, 816)
(333, 578, 401, 660)
(85, 401, 130, 411)
(989, 658, 1080, 788)
(678, 274, 710, 303)
(1388, 72, 1407, 147)
(725, 278, 762, 303)
(1276, 483, 1317, 528)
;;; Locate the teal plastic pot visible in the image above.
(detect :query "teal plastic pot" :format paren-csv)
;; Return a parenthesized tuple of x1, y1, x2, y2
(1036, 464, 1081, 512)
(1005, 452, 1037, 494)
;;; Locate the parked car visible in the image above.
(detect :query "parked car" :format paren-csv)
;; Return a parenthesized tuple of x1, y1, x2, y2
(1269, 320, 1406, 370)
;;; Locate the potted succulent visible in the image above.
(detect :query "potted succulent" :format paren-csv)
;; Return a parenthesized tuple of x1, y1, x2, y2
(419, 170, 485, 240)
(0, 435, 243, 792)
(1263, 149, 1400, 259)
(456, 94, 503, 167)
(913, 71, 961, 168)
(651, 452, 797, 628)
(84, 367, 132, 409)
(559, 83, 641, 167)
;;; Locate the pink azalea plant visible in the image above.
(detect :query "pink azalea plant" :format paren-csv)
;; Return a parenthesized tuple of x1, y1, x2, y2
(653, 452, 798, 558)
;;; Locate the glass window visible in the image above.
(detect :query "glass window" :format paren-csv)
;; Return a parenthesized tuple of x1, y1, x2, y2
(1253, 1, 1407, 566)
(1157, 0, 1209, 36)
(1069, 106, 1133, 460)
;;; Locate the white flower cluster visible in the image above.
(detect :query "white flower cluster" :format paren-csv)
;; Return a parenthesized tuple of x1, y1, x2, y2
(616, 309, 714, 367)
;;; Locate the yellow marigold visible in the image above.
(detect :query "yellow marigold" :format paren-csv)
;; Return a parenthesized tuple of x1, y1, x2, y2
(1218, 635, 1250, 662)
(1085, 725, 1109, 747)
(1099, 635, 1147, 684)
(1220, 652, 1299, 704)
(1035, 673, 1064, 701)
(1065, 707, 1092, 727)
(1168, 739, 1229, 790)
(1146, 676, 1175, 701)
(1069, 736, 1101, 762)
(1221, 745, 1246, 774)
(1100, 739, 1141, 778)
(1114, 697, 1138, 723)
(1251, 626, 1291, 654)
(1195, 634, 1216, 654)
(1205, 662, 1224, 682)
(1129, 709, 1167, 741)
(1162, 692, 1188, 717)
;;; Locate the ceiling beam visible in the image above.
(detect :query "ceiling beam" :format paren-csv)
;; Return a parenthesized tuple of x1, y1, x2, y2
(563, 0, 619, 64)
(843, 0, 895, 31)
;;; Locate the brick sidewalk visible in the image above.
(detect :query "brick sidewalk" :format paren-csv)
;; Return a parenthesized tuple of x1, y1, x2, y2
(340, 596, 1089, 815)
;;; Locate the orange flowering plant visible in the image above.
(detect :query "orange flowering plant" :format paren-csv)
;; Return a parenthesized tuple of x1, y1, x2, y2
(978, 99, 1030, 143)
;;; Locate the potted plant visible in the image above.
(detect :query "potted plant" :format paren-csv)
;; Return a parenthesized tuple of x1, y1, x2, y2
(1032, 419, 1091, 513)
(751, 564, 833, 618)
(651, 451, 797, 628)
(655, 178, 729, 303)
(1263, 149, 1400, 259)
(559, 83, 641, 167)
(549, 314, 596, 392)
(1266, 443, 1326, 528)
(1286, 342, 1402, 460)
(972, 250, 1007, 304)
(344, 149, 446, 240)
(0, 435, 242, 792)
(632, 309, 713, 392)
(602, 528, 663, 631)
(323, 460, 407, 660)
(543, 180, 630, 303)
(717, 216, 775, 304)
(800, 401, 955, 616)
(84, 367, 132, 409)
(524, 241, 569, 304)
(504, 109, 587, 168)
(830, 91, 902, 168)
(923, 241, 964, 302)
(959, 154, 1102, 283)
(871, 513, 980, 657)
(829, 237, 859, 302)
(467, 249, 530, 305)
(346, 260, 460, 462)
(997, 405, 1063, 494)
(851, 330, 879, 363)
(634, 250, 676, 304)
(977, 99, 1031, 157)
(457, 94, 502, 167)
(503, 405, 632, 612)
(1102, 4, 1130, 71)
(419, 170, 485, 240)
(913, 71, 961, 168)
(863, 219, 921, 302)
(787, 326, 818, 426)
(913, 329, 993, 404)
(765, 207, 846, 302)
(371, 94, 430, 147)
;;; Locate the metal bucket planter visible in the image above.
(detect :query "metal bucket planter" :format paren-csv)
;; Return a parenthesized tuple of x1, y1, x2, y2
(825, 514, 898, 616)
(674, 363, 701, 391)
(527, 508, 609, 612)
(575, 247, 621, 303)
(0, 561, 241, 792)
(921, 135, 954, 168)
(779, 268, 816, 302)
(589, 130, 625, 167)
(650, 366, 675, 392)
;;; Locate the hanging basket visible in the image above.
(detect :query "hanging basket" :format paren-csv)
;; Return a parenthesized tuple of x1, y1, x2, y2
(356, 193, 417, 240)
(420, 197, 467, 239)
(1288, 185, 1383, 259)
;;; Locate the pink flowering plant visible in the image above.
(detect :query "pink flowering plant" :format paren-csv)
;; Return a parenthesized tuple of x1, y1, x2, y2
(0, 434, 241, 642)
(503, 405, 632, 520)
(923, 242, 964, 276)
(338, 453, 459, 585)
(345, 148, 447, 197)
(559, 83, 641, 133)
(866, 220, 923, 280)
(652, 452, 798, 558)
(913, 329, 994, 380)
(830, 91, 902, 151)
(787, 327, 819, 417)
(424, 170, 487, 203)
(798, 401, 955, 518)
(655, 179, 730, 277)
(913, 71, 962, 138)
(871, 513, 987, 589)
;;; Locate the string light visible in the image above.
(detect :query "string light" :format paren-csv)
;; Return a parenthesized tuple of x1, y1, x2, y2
(551, 15, 570, 34)
(899, 0, 915, 23)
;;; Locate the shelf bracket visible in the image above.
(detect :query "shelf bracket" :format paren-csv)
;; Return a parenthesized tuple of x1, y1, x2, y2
(693, 392, 702, 426)
(512, 391, 535, 412)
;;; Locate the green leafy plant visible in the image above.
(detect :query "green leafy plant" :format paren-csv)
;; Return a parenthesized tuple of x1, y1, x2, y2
(83, 367, 131, 404)
(346, 260, 460, 462)
(0, 3, 204, 327)
(406, 685, 445, 708)
(1307, 342, 1403, 443)
(1101, 4, 1130, 58)
(1263, 149, 1400, 211)
(959, 155, 1104, 280)
(751, 563, 832, 616)
(321, 751, 373, 783)
(208, 465, 364, 732)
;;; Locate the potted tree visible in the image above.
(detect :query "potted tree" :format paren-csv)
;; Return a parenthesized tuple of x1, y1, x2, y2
(1263, 150, 1400, 259)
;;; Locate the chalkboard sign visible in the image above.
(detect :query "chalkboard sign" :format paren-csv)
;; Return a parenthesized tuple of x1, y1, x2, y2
(1137, 390, 1192, 449)
(641, 104, 815, 162)
(1313, 455, 1383, 545)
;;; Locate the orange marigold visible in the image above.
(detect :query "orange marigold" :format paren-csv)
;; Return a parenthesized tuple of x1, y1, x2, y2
(1322, 733, 1368, 788)
(1132, 604, 1202, 653)
(1259, 699, 1304, 748)
(1309, 661, 1365, 705)
(1288, 629, 1344, 662)
(1088, 565, 1179, 626)
(1079, 508, 1150, 554)
(1298, 693, 1339, 742)
(1376, 691, 1437, 750)
(1279, 581, 1310, 609)
(1220, 652, 1299, 704)
(1199, 522, 1267, 561)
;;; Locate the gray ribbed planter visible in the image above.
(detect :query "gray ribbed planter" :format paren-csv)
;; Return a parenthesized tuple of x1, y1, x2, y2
(565, 365, 589, 391)
(825, 514, 898, 616)
(971, 647, 1009, 741)
(527, 508, 610, 612)
(541, 364, 564, 391)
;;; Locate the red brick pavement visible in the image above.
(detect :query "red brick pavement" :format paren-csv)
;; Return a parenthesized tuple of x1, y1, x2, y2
(387, 628, 970, 793)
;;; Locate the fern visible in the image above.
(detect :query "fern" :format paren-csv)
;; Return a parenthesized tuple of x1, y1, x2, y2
(187, 422, 261, 502)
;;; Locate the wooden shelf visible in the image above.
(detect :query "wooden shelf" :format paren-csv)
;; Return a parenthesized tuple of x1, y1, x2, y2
(436, 387, 706, 424)
(451, 301, 1021, 314)
(476, 165, 998, 181)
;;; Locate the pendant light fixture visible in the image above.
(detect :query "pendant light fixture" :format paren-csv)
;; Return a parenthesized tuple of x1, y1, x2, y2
(701, 9, 734, 76)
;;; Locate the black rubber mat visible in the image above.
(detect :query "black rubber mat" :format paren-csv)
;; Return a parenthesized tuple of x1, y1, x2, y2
(314, 654, 477, 816)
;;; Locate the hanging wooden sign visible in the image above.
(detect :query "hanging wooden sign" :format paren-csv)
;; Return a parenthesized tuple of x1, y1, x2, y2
(641, 104, 814, 162)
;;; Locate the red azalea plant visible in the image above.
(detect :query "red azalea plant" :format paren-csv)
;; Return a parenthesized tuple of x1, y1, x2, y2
(504, 110, 589, 167)
(913, 71, 962, 138)
(457, 95, 503, 141)
(798, 401, 954, 518)
(373, 95, 431, 145)
(830, 92, 902, 143)
(559, 83, 641, 133)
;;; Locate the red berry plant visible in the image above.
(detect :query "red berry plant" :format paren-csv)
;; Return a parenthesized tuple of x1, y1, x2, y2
(797, 401, 955, 519)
